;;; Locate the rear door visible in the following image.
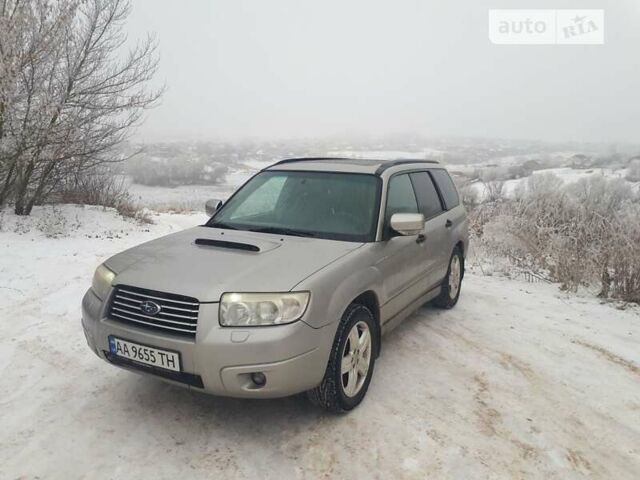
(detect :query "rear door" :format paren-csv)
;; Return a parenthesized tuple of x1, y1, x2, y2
(408, 171, 448, 287)
(429, 168, 466, 265)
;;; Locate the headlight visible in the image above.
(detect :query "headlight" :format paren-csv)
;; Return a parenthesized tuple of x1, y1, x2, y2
(220, 292, 310, 326)
(92, 264, 115, 300)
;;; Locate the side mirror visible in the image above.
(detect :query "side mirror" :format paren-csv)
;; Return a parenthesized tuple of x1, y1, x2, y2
(205, 199, 223, 216)
(390, 213, 425, 236)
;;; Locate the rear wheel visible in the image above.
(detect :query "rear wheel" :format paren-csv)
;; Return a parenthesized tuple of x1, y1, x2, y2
(432, 248, 464, 309)
(307, 304, 377, 413)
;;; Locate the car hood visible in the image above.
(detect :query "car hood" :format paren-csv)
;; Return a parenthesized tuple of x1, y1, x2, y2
(105, 226, 362, 302)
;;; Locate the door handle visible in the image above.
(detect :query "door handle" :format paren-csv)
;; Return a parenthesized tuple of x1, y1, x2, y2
(445, 219, 453, 228)
(416, 234, 426, 244)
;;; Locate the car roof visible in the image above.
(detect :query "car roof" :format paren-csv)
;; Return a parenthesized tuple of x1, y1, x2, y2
(264, 157, 441, 175)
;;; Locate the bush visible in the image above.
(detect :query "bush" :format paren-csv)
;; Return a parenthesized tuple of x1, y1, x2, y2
(116, 202, 153, 224)
(478, 168, 506, 202)
(459, 183, 481, 210)
(626, 160, 640, 182)
(35, 206, 80, 238)
(474, 174, 640, 303)
(57, 168, 152, 224)
(58, 169, 130, 208)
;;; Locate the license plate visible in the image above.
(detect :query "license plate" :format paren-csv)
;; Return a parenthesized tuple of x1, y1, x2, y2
(108, 336, 181, 372)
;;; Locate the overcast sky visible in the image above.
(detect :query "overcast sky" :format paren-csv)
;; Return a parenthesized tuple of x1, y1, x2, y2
(125, 0, 640, 143)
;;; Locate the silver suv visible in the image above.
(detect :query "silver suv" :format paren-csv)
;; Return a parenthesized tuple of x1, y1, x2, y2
(82, 158, 468, 412)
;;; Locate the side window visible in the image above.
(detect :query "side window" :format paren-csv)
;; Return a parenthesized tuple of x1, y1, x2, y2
(430, 169, 460, 209)
(385, 174, 419, 224)
(409, 172, 444, 219)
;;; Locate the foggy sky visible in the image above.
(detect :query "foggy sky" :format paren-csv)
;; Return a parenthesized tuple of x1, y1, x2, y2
(126, 0, 640, 143)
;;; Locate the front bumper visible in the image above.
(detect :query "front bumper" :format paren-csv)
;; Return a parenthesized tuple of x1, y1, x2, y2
(81, 288, 335, 398)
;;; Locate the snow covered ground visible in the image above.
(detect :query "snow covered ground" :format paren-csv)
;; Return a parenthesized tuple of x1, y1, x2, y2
(1, 206, 639, 479)
(127, 164, 268, 212)
(465, 166, 634, 201)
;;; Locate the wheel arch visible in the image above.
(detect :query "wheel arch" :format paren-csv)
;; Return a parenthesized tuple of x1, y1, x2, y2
(350, 290, 382, 358)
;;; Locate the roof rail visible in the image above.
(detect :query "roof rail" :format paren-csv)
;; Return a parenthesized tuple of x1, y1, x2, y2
(373, 159, 439, 175)
(268, 157, 356, 167)
(266, 157, 440, 175)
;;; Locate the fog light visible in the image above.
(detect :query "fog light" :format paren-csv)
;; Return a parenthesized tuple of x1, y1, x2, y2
(251, 372, 266, 387)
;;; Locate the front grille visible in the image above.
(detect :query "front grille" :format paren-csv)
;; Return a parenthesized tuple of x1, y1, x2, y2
(108, 285, 199, 338)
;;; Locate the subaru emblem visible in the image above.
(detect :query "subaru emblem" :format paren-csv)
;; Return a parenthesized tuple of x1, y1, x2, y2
(140, 300, 161, 316)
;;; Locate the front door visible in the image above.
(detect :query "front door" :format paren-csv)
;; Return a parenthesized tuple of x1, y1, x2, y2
(375, 173, 429, 321)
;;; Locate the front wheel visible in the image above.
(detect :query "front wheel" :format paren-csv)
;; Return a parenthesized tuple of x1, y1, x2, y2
(307, 304, 377, 413)
(432, 248, 464, 309)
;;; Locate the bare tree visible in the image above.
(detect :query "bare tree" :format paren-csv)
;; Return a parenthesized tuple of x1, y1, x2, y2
(0, 0, 161, 214)
(0, 0, 65, 204)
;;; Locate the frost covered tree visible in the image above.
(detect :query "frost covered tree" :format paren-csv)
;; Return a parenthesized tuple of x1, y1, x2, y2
(0, 0, 161, 214)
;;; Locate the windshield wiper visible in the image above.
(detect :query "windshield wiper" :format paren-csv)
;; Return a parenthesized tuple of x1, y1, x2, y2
(207, 221, 239, 230)
(248, 226, 316, 237)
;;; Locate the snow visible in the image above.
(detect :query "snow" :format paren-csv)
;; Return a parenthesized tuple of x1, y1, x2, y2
(1, 205, 640, 479)
(504, 166, 628, 193)
(126, 163, 271, 212)
(128, 182, 237, 212)
(131, 167, 337, 212)
(469, 166, 632, 201)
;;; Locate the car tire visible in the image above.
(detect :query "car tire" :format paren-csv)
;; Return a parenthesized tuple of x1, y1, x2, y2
(307, 304, 377, 413)
(432, 248, 464, 309)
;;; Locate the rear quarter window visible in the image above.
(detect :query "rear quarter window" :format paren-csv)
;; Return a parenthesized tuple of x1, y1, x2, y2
(408, 172, 443, 219)
(430, 169, 460, 209)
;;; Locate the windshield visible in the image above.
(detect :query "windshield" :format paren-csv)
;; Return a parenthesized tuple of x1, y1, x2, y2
(207, 171, 381, 242)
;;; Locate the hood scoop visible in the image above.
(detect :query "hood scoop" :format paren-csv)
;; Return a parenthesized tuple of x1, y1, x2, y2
(194, 238, 260, 252)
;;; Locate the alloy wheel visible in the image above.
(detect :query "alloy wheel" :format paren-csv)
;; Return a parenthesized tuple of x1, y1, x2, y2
(449, 255, 461, 299)
(341, 321, 372, 397)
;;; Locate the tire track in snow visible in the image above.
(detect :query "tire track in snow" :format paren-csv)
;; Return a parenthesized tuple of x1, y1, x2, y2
(571, 339, 640, 377)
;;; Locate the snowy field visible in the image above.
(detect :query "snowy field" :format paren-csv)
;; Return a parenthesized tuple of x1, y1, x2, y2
(127, 165, 267, 211)
(1, 205, 639, 479)
(461, 165, 637, 202)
